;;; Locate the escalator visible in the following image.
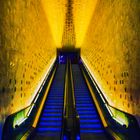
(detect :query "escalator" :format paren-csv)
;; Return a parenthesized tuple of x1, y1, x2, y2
(72, 64, 109, 140)
(2, 55, 140, 140)
(33, 64, 66, 140)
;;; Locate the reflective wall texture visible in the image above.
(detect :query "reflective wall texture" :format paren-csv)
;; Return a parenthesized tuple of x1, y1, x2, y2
(0, 0, 56, 136)
(81, 0, 140, 116)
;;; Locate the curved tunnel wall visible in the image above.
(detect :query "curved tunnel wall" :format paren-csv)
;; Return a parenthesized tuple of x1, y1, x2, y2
(0, 0, 140, 138)
(0, 0, 56, 135)
(81, 0, 140, 116)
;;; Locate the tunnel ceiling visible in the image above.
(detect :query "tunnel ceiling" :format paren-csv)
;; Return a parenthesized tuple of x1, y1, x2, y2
(41, 0, 98, 47)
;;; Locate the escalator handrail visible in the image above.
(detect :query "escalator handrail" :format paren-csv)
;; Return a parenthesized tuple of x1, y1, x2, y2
(63, 59, 69, 117)
(69, 61, 80, 139)
(61, 59, 68, 140)
(61, 60, 80, 140)
(32, 66, 57, 127)
(69, 61, 79, 118)
(70, 60, 76, 107)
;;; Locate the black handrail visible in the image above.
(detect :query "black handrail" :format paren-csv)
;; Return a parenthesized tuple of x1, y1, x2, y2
(69, 60, 80, 139)
(81, 59, 140, 140)
(61, 59, 80, 140)
(2, 60, 57, 140)
(61, 58, 69, 140)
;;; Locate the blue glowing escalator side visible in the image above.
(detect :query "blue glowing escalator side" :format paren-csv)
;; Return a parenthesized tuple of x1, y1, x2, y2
(72, 64, 108, 139)
(34, 64, 65, 139)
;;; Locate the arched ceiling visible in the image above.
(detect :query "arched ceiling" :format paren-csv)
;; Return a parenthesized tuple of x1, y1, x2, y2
(41, 0, 98, 47)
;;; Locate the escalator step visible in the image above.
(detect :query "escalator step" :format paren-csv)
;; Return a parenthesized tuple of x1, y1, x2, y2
(80, 124, 102, 128)
(76, 108, 95, 111)
(42, 114, 62, 117)
(72, 64, 105, 136)
(36, 65, 65, 137)
(39, 122, 61, 126)
(37, 127, 61, 132)
(79, 116, 98, 119)
(78, 112, 97, 115)
(80, 129, 104, 133)
(43, 109, 62, 113)
(80, 119, 99, 123)
(45, 106, 62, 108)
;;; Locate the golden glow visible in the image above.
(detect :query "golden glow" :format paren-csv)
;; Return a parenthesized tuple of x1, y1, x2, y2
(41, 0, 98, 47)
(80, 0, 138, 115)
(81, 56, 113, 104)
(41, 0, 67, 47)
(73, 0, 98, 47)
(1, 0, 139, 131)
(28, 57, 56, 105)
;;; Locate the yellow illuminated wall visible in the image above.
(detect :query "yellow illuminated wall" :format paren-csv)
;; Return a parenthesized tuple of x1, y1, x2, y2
(41, 0, 98, 47)
(0, 0, 56, 133)
(0, 0, 140, 137)
(41, 0, 67, 47)
(62, 0, 76, 47)
(45, 0, 97, 48)
(73, 0, 98, 47)
(81, 0, 140, 116)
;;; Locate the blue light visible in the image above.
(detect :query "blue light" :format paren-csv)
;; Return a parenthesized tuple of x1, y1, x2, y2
(39, 122, 61, 126)
(43, 109, 62, 113)
(41, 117, 61, 121)
(80, 119, 99, 123)
(76, 135, 80, 140)
(78, 112, 96, 115)
(46, 105, 63, 108)
(63, 135, 67, 140)
(81, 129, 104, 133)
(80, 115, 97, 119)
(47, 102, 63, 105)
(42, 113, 62, 116)
(76, 108, 94, 111)
(80, 124, 101, 128)
(37, 127, 61, 132)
